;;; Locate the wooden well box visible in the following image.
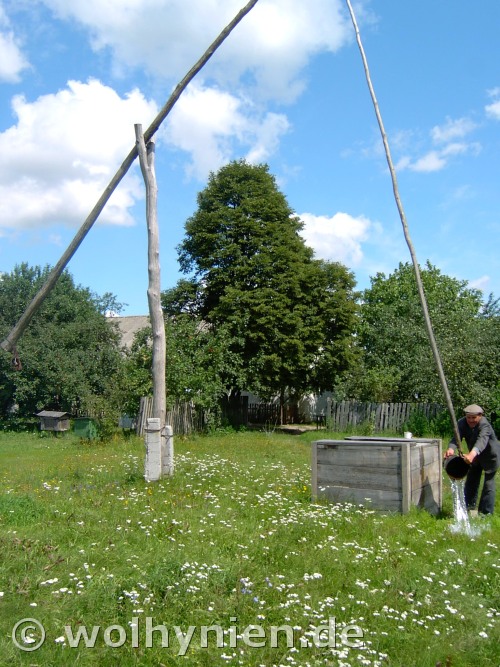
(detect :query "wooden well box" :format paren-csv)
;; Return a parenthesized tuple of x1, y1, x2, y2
(311, 437, 442, 514)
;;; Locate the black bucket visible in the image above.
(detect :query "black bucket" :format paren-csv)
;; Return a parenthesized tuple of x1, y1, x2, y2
(444, 455, 470, 480)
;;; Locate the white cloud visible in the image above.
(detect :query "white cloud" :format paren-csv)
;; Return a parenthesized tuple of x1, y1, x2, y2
(39, 0, 351, 103)
(410, 151, 447, 173)
(245, 112, 290, 164)
(299, 211, 373, 266)
(0, 79, 158, 230)
(468, 275, 490, 292)
(164, 83, 290, 179)
(396, 118, 481, 173)
(1, 0, 351, 214)
(485, 99, 500, 120)
(485, 87, 500, 119)
(0, 5, 30, 82)
(430, 116, 477, 143)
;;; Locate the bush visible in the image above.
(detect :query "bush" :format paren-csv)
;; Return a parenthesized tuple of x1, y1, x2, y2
(429, 410, 453, 440)
(491, 412, 500, 438)
(78, 395, 120, 443)
(402, 410, 432, 438)
(0, 415, 39, 432)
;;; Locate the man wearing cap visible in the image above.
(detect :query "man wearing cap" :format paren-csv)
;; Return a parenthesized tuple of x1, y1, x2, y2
(444, 405, 500, 515)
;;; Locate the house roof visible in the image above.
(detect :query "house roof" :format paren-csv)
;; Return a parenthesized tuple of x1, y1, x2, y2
(36, 411, 70, 418)
(107, 315, 150, 350)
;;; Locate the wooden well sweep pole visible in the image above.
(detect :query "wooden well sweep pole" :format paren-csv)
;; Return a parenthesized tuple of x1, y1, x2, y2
(0, 0, 260, 355)
(345, 0, 463, 452)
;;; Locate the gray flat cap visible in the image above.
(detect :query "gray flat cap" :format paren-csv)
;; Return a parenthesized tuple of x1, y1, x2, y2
(464, 404, 484, 414)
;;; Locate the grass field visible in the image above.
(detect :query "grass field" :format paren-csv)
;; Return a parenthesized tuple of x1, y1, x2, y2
(0, 429, 499, 666)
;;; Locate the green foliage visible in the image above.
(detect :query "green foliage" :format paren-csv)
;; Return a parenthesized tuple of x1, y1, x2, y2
(0, 414, 39, 432)
(166, 317, 244, 410)
(402, 410, 433, 438)
(119, 316, 241, 422)
(113, 327, 154, 418)
(343, 366, 402, 403)
(78, 394, 121, 442)
(0, 263, 123, 419)
(488, 382, 500, 437)
(429, 409, 454, 439)
(352, 261, 500, 407)
(164, 160, 359, 405)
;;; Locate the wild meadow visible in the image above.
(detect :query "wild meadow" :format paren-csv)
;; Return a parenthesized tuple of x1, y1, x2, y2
(0, 429, 499, 666)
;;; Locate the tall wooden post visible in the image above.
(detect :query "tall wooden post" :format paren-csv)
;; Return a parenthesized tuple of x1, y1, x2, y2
(135, 124, 173, 478)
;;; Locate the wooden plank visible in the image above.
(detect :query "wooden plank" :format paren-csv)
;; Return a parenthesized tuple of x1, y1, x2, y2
(411, 482, 441, 515)
(404, 403, 411, 428)
(316, 446, 401, 469)
(411, 480, 441, 501)
(340, 400, 348, 430)
(410, 462, 442, 489)
(410, 443, 441, 468)
(411, 444, 443, 469)
(317, 464, 402, 491)
(375, 403, 382, 430)
(401, 442, 410, 514)
(317, 485, 402, 511)
(316, 438, 406, 447)
(392, 403, 399, 431)
(331, 403, 338, 430)
(388, 402, 396, 431)
(334, 402, 341, 430)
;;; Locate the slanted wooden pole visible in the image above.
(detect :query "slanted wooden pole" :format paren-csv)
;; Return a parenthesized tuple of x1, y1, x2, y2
(345, 0, 463, 452)
(0, 0, 260, 355)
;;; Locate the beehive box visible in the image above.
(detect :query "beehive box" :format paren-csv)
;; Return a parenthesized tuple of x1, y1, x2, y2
(73, 417, 98, 440)
(36, 410, 71, 432)
(311, 437, 442, 514)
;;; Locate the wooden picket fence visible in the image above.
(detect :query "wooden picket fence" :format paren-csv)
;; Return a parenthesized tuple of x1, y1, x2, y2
(247, 402, 299, 425)
(326, 400, 443, 432)
(136, 396, 444, 435)
(136, 397, 204, 436)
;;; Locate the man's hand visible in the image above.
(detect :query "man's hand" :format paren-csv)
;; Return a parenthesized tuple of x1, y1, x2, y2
(462, 450, 477, 465)
(444, 448, 455, 459)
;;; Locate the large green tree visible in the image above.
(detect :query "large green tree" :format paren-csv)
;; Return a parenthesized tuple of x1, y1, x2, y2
(163, 160, 359, 413)
(350, 261, 500, 408)
(0, 264, 123, 419)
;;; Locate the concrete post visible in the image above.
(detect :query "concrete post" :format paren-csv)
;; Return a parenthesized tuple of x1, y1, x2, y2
(144, 417, 162, 482)
(162, 424, 174, 476)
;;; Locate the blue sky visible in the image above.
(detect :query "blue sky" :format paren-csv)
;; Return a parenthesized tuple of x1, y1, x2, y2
(1, 0, 499, 316)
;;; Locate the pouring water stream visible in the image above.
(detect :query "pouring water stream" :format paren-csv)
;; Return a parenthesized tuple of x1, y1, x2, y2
(449, 479, 486, 536)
